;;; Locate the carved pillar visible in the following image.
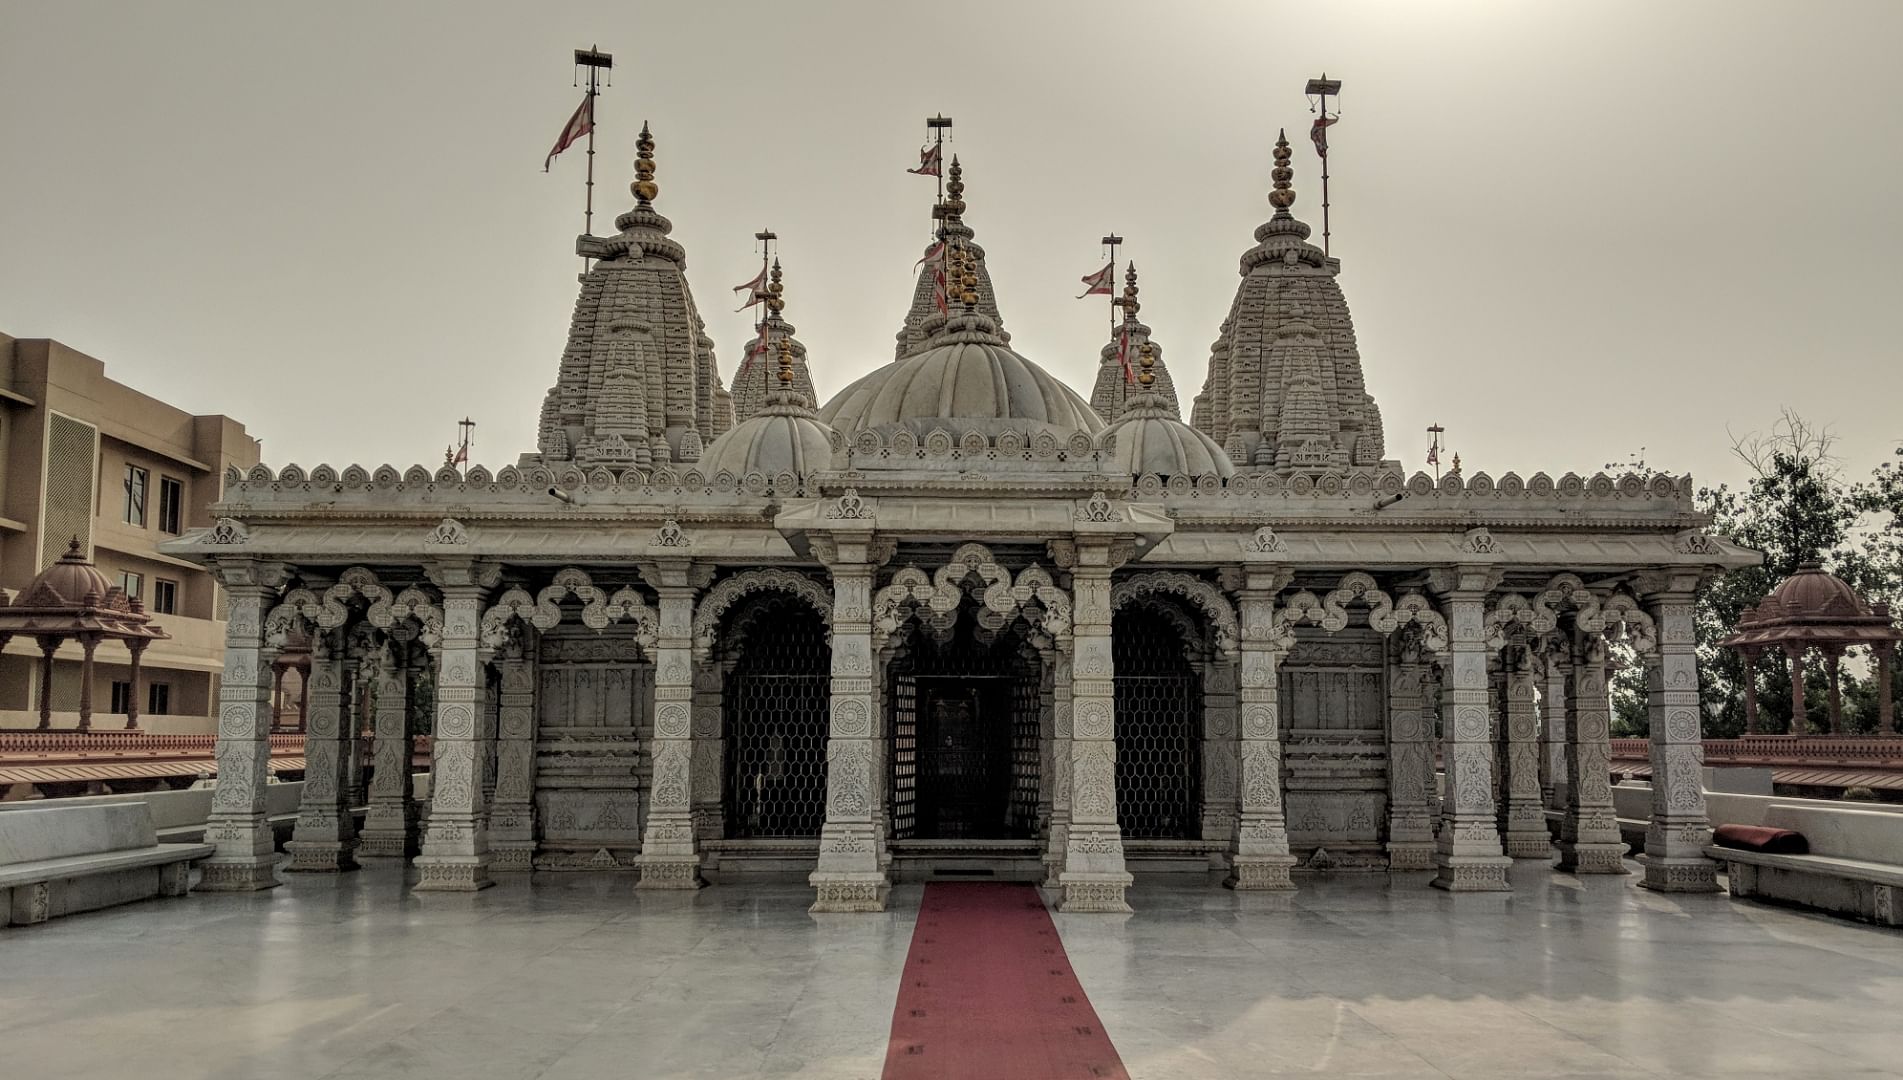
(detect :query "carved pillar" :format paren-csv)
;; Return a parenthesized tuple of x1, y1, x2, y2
(639, 574, 704, 889)
(1639, 583, 1720, 891)
(1741, 649, 1760, 735)
(76, 632, 99, 731)
(360, 643, 417, 857)
(811, 547, 887, 912)
(1227, 571, 1296, 890)
(414, 573, 496, 891)
(35, 637, 58, 729)
(1499, 643, 1549, 858)
(286, 629, 359, 871)
(690, 662, 724, 844)
(199, 565, 286, 891)
(124, 640, 146, 730)
(1431, 579, 1511, 891)
(1201, 658, 1238, 847)
(1036, 649, 1057, 837)
(1058, 547, 1132, 912)
(1384, 638, 1436, 870)
(479, 669, 500, 803)
(1787, 647, 1807, 735)
(1041, 649, 1074, 888)
(488, 638, 539, 871)
(1556, 632, 1627, 874)
(1540, 642, 1569, 812)
(272, 666, 286, 730)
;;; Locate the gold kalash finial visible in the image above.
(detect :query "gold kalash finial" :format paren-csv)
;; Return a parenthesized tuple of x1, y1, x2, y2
(1267, 128, 1295, 213)
(1138, 341, 1156, 387)
(942, 154, 967, 221)
(1117, 262, 1140, 322)
(633, 122, 659, 207)
(777, 336, 796, 387)
(765, 259, 785, 317)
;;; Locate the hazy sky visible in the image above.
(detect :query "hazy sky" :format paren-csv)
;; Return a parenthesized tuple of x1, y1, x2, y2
(2, 1, 1899, 491)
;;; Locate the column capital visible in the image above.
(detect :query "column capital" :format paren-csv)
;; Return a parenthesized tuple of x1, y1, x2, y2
(425, 559, 503, 591)
(212, 558, 293, 593)
(636, 557, 703, 591)
(1426, 565, 1502, 599)
(1633, 569, 1703, 602)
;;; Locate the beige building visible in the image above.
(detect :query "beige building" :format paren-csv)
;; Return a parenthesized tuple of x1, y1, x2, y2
(0, 332, 260, 733)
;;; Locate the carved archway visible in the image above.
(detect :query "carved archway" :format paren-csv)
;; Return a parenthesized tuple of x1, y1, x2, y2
(1111, 572, 1238, 657)
(479, 567, 658, 651)
(692, 568, 832, 660)
(872, 542, 1070, 649)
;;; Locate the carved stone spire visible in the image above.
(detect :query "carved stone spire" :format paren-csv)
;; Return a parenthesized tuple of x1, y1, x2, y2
(1189, 126, 1390, 474)
(732, 258, 817, 422)
(527, 122, 733, 467)
(895, 153, 1011, 360)
(1090, 263, 1179, 422)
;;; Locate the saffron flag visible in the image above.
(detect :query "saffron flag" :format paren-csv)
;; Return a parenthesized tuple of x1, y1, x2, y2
(1310, 115, 1338, 158)
(1426, 441, 1439, 467)
(733, 265, 770, 312)
(914, 240, 946, 271)
(932, 267, 949, 316)
(544, 93, 594, 172)
(908, 143, 942, 177)
(1077, 261, 1115, 299)
(1116, 329, 1134, 385)
(451, 442, 469, 466)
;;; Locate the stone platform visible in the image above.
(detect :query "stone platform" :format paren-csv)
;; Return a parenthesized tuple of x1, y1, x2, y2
(1, 860, 1899, 1079)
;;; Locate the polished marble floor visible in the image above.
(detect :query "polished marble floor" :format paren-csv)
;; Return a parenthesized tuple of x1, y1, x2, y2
(2, 859, 1900, 1080)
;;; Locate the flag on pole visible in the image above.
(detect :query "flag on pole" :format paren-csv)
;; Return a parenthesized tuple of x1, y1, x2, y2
(1116, 329, 1134, 385)
(908, 143, 942, 177)
(932, 266, 949, 316)
(732, 265, 770, 312)
(914, 240, 946, 271)
(1425, 440, 1439, 467)
(451, 442, 469, 466)
(544, 93, 594, 172)
(1310, 115, 1338, 158)
(1077, 261, 1115, 299)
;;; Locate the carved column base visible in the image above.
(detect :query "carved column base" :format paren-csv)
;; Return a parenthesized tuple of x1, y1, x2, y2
(1383, 843, 1437, 872)
(356, 832, 415, 859)
(283, 841, 359, 873)
(1041, 821, 1070, 888)
(1501, 833, 1553, 860)
(1636, 854, 1720, 892)
(489, 845, 536, 873)
(1431, 854, 1512, 892)
(195, 858, 281, 892)
(1225, 855, 1297, 891)
(809, 876, 889, 913)
(636, 855, 706, 890)
(1057, 874, 1133, 913)
(412, 858, 493, 891)
(1555, 841, 1629, 875)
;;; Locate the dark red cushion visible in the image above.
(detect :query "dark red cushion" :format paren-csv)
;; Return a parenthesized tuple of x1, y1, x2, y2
(1713, 824, 1808, 854)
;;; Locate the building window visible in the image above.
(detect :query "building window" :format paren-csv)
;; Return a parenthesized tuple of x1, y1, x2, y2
(153, 578, 178, 614)
(117, 571, 143, 600)
(148, 683, 171, 716)
(158, 476, 184, 534)
(111, 681, 133, 714)
(123, 465, 149, 526)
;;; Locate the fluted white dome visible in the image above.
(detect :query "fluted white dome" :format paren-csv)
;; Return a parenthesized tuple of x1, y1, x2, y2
(697, 398, 835, 479)
(821, 313, 1102, 436)
(1103, 394, 1235, 479)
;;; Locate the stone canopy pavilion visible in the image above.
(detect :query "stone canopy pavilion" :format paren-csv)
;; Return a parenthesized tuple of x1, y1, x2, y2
(162, 123, 1756, 912)
(0, 539, 168, 732)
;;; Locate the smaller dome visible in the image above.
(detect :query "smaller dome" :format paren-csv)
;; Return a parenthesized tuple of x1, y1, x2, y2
(1102, 394, 1235, 480)
(697, 396, 836, 480)
(1768, 562, 1869, 618)
(18, 539, 115, 608)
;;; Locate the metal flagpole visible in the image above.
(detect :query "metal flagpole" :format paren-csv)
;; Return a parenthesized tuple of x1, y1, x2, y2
(575, 46, 613, 273)
(755, 229, 776, 400)
(927, 115, 952, 205)
(1101, 233, 1122, 336)
(1304, 73, 1342, 256)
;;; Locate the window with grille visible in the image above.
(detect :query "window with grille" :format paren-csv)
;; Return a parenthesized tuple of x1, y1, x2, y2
(158, 476, 183, 534)
(153, 578, 178, 614)
(722, 594, 831, 838)
(123, 465, 148, 526)
(148, 683, 170, 716)
(1113, 604, 1203, 839)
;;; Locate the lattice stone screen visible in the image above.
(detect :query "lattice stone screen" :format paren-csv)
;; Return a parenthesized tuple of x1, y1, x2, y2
(722, 596, 831, 838)
(1113, 605, 1203, 839)
(40, 413, 98, 565)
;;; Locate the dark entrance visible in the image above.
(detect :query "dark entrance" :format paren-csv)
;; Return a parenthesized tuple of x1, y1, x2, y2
(1113, 604, 1204, 839)
(722, 594, 831, 838)
(889, 618, 1041, 841)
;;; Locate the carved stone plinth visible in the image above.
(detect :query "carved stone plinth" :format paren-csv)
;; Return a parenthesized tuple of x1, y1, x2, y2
(489, 845, 535, 873)
(357, 832, 415, 859)
(1225, 855, 1297, 891)
(284, 840, 359, 873)
(636, 856, 706, 890)
(1502, 835, 1553, 860)
(1431, 854, 1512, 892)
(1057, 876, 1133, 913)
(1555, 841, 1629, 875)
(195, 859, 280, 892)
(1383, 844, 1436, 872)
(412, 859, 493, 891)
(810, 878, 888, 913)
(1637, 854, 1720, 892)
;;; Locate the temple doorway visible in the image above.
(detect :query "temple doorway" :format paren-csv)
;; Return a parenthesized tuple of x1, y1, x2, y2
(721, 594, 831, 839)
(888, 618, 1042, 842)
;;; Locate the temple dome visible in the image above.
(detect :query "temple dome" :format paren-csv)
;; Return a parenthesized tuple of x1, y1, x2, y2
(19, 539, 115, 607)
(697, 395, 836, 479)
(820, 313, 1102, 437)
(1764, 563, 1871, 619)
(1103, 394, 1235, 480)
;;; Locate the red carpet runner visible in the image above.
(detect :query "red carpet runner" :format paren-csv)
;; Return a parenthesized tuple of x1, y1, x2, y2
(882, 882, 1130, 1080)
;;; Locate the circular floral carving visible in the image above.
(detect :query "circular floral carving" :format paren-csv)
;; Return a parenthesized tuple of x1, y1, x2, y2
(1075, 701, 1112, 739)
(438, 704, 475, 738)
(832, 699, 870, 737)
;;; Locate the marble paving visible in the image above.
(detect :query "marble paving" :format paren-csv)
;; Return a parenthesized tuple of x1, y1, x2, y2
(1, 859, 1899, 1079)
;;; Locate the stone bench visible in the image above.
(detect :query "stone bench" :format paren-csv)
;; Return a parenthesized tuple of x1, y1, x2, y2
(0, 804, 213, 927)
(1705, 803, 1903, 927)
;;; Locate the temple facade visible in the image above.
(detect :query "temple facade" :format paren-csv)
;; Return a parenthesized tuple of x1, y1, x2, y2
(161, 126, 1755, 913)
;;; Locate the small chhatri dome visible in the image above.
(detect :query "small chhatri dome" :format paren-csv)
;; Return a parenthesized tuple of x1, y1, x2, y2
(1102, 338, 1234, 481)
(698, 260, 837, 481)
(1090, 262, 1180, 422)
(19, 538, 116, 608)
(1724, 562, 1903, 651)
(1768, 562, 1868, 618)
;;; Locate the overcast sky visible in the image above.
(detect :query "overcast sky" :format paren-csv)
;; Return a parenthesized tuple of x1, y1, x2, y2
(2, 1, 1899, 490)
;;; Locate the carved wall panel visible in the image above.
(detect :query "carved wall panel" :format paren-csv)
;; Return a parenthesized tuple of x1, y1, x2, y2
(532, 628, 651, 870)
(1279, 628, 1389, 861)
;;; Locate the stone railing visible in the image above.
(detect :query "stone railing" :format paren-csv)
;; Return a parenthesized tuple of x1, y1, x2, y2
(0, 731, 306, 755)
(1611, 736, 1903, 766)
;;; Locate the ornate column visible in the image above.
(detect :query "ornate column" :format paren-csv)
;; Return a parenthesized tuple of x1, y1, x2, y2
(1787, 646, 1807, 735)
(638, 570, 705, 889)
(1540, 640, 1569, 811)
(286, 628, 360, 871)
(1041, 649, 1074, 888)
(1036, 646, 1058, 837)
(1228, 571, 1295, 889)
(35, 637, 57, 730)
(1384, 633, 1436, 870)
(414, 567, 497, 891)
(199, 562, 287, 891)
(76, 632, 99, 731)
(1057, 543, 1132, 912)
(811, 540, 888, 912)
(359, 641, 417, 857)
(690, 662, 724, 843)
(1201, 658, 1239, 847)
(124, 640, 146, 730)
(1639, 580, 1720, 891)
(1556, 631, 1628, 874)
(1430, 572, 1511, 891)
(1499, 642, 1549, 858)
(488, 635, 539, 871)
